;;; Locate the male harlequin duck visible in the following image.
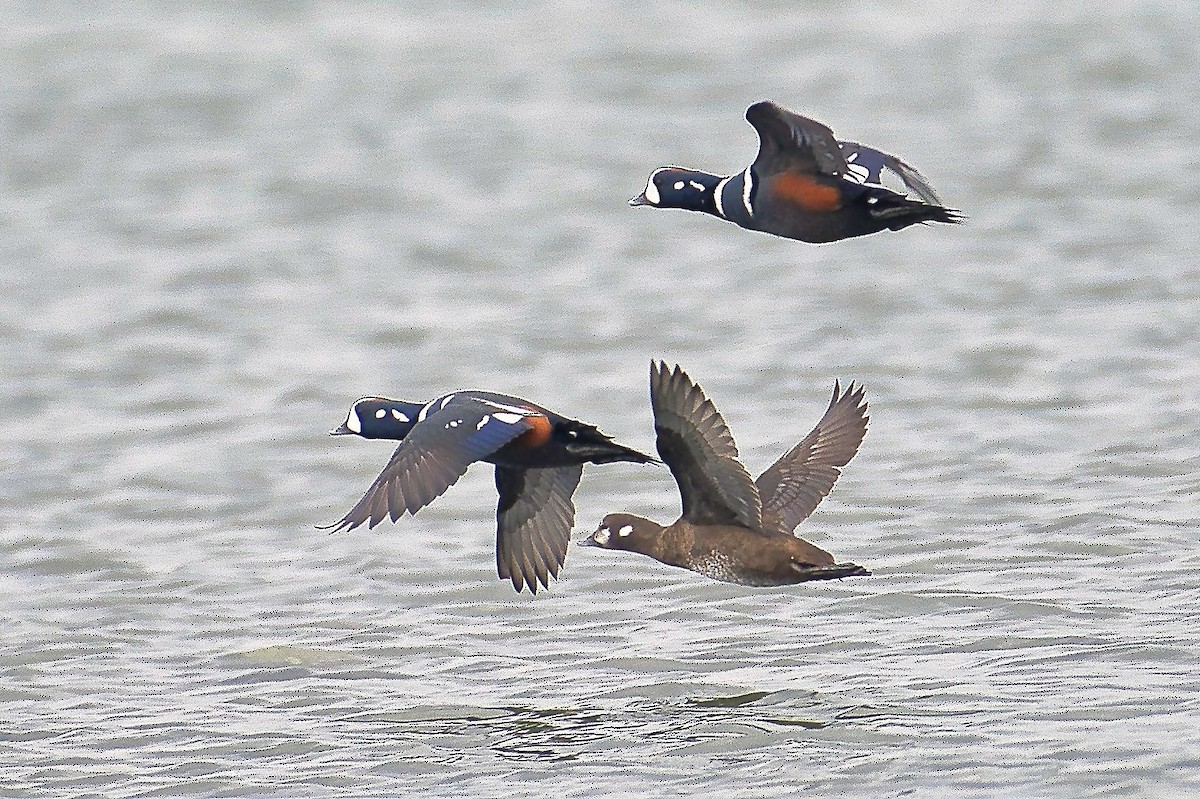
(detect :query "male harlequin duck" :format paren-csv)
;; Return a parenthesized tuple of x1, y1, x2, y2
(630, 100, 962, 243)
(582, 362, 870, 586)
(323, 392, 656, 594)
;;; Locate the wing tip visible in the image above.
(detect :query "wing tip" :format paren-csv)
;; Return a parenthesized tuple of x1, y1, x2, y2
(315, 514, 369, 534)
(745, 99, 778, 122)
(650, 358, 689, 383)
(831, 379, 870, 425)
(495, 466, 577, 595)
(501, 561, 559, 595)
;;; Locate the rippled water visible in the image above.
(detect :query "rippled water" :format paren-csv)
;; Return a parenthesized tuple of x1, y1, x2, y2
(2, 2, 1198, 797)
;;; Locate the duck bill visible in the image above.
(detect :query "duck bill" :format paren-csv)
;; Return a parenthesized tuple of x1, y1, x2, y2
(578, 533, 601, 547)
(628, 193, 650, 207)
(328, 423, 354, 436)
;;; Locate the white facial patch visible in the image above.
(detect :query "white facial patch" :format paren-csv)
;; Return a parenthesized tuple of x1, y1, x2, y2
(391, 409, 409, 422)
(688, 180, 704, 191)
(375, 408, 386, 419)
(618, 524, 633, 537)
(345, 408, 362, 434)
(643, 174, 661, 205)
(593, 527, 611, 545)
(673, 180, 685, 190)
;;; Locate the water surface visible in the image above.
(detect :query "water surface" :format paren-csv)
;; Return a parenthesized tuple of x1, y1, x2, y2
(1, 2, 1198, 797)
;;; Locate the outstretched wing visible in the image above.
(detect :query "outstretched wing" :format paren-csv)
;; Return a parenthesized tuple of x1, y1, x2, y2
(321, 394, 537, 532)
(839, 141, 944, 205)
(650, 361, 761, 531)
(495, 465, 584, 594)
(755, 381, 868, 536)
(745, 100, 849, 179)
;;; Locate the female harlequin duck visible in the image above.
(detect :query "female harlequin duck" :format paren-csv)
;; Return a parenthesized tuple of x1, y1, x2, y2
(630, 100, 962, 243)
(583, 362, 869, 586)
(324, 391, 656, 594)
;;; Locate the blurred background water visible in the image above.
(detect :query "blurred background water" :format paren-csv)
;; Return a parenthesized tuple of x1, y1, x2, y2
(1, 1, 1198, 797)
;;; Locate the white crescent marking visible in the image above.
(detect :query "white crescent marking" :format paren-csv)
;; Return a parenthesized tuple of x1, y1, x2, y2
(713, 176, 731, 218)
(644, 178, 660, 205)
(479, 399, 537, 416)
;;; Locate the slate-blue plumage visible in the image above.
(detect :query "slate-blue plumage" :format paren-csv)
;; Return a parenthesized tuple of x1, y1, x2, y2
(325, 392, 656, 593)
(631, 101, 962, 243)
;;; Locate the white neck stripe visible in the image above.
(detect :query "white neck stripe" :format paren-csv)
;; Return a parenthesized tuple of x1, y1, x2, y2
(713, 176, 731, 218)
(741, 166, 755, 216)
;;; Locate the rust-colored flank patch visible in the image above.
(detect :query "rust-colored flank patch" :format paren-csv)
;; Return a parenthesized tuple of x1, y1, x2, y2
(770, 172, 843, 212)
(515, 412, 554, 448)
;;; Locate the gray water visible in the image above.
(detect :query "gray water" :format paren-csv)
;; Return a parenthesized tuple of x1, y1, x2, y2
(2, 2, 1198, 797)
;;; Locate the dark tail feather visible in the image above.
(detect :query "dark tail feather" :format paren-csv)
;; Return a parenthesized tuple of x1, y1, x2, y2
(563, 427, 658, 466)
(571, 439, 659, 465)
(869, 194, 964, 230)
(789, 561, 871, 581)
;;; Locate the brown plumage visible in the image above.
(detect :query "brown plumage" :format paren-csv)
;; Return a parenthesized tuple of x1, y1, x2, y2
(583, 362, 870, 586)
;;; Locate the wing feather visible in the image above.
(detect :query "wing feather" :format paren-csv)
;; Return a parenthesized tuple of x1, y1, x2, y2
(755, 381, 868, 535)
(650, 361, 761, 530)
(839, 141, 944, 204)
(495, 465, 584, 593)
(321, 394, 533, 532)
(746, 100, 849, 179)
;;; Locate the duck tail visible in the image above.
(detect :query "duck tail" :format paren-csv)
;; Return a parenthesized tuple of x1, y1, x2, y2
(867, 190, 964, 230)
(562, 423, 658, 465)
(789, 561, 871, 581)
